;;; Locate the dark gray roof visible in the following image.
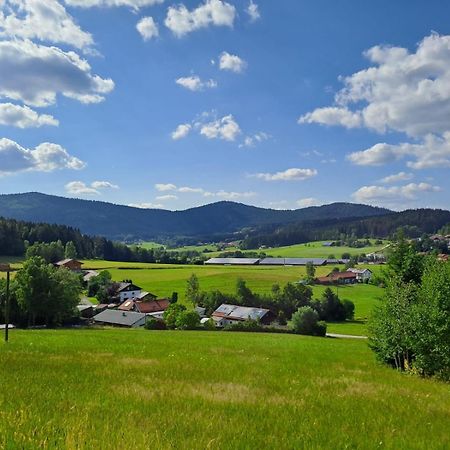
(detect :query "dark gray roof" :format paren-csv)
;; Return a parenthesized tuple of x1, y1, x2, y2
(205, 258, 260, 265)
(93, 310, 146, 326)
(213, 304, 270, 321)
(259, 258, 327, 266)
(116, 282, 142, 292)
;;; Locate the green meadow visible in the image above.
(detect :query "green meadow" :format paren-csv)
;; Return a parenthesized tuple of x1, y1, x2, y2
(0, 329, 448, 449)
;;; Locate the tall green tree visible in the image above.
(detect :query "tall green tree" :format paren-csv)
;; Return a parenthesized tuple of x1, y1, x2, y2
(64, 241, 78, 259)
(305, 262, 315, 281)
(186, 274, 200, 306)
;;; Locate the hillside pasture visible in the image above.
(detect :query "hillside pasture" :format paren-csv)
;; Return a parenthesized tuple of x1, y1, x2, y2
(0, 329, 448, 449)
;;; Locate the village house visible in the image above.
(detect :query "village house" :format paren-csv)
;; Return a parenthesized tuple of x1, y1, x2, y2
(315, 271, 358, 285)
(93, 310, 147, 328)
(117, 298, 170, 319)
(211, 304, 274, 327)
(347, 267, 372, 282)
(54, 258, 83, 272)
(115, 282, 142, 303)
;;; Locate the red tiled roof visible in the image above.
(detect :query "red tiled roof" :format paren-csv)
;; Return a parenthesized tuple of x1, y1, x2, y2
(135, 299, 170, 314)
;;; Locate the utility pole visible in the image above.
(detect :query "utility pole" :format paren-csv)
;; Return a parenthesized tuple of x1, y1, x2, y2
(0, 264, 11, 343)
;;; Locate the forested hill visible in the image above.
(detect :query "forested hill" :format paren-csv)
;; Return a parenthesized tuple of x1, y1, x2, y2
(241, 209, 450, 248)
(0, 192, 389, 241)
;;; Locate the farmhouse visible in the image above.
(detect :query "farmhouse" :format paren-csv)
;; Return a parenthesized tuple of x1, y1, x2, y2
(347, 268, 372, 282)
(115, 282, 142, 302)
(315, 271, 357, 285)
(93, 310, 146, 328)
(54, 258, 83, 272)
(212, 304, 274, 327)
(135, 298, 170, 315)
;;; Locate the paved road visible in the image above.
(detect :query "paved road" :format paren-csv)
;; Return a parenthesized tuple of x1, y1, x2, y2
(327, 333, 368, 339)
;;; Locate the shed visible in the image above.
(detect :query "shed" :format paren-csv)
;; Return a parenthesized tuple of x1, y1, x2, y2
(54, 259, 83, 272)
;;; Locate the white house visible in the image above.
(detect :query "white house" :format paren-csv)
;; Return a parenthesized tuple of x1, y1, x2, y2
(116, 282, 142, 303)
(347, 268, 372, 282)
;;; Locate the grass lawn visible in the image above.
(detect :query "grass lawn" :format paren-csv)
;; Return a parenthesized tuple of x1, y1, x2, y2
(0, 329, 448, 449)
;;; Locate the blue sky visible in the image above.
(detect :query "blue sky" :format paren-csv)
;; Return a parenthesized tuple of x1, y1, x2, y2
(1, 0, 449, 211)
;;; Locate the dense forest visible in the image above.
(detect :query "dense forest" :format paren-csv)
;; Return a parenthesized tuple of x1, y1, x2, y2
(241, 209, 450, 249)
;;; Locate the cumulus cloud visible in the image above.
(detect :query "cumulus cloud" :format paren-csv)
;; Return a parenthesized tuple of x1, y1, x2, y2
(0, 103, 58, 128)
(165, 0, 236, 37)
(178, 186, 204, 193)
(156, 194, 178, 201)
(379, 172, 414, 184)
(297, 197, 319, 207)
(203, 190, 256, 200)
(155, 183, 177, 191)
(0, 0, 93, 49)
(199, 114, 241, 141)
(352, 182, 441, 208)
(219, 51, 246, 73)
(65, 181, 99, 195)
(300, 33, 450, 137)
(65, 0, 164, 9)
(175, 75, 217, 91)
(253, 168, 318, 181)
(136, 16, 159, 40)
(347, 133, 450, 169)
(0, 39, 114, 107)
(171, 123, 191, 140)
(245, 1, 260, 22)
(128, 202, 164, 209)
(65, 180, 119, 195)
(91, 180, 119, 189)
(0, 138, 85, 175)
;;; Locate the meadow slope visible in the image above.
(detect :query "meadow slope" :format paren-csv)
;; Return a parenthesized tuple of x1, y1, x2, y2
(0, 329, 448, 449)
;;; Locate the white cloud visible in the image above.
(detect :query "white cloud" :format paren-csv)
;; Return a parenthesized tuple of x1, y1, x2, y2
(136, 16, 159, 40)
(65, 0, 164, 9)
(245, 1, 260, 22)
(254, 168, 318, 181)
(379, 172, 413, 184)
(347, 133, 450, 169)
(297, 197, 319, 207)
(240, 132, 269, 147)
(203, 190, 256, 200)
(65, 181, 99, 195)
(352, 182, 441, 207)
(175, 75, 217, 91)
(300, 33, 450, 137)
(156, 194, 178, 201)
(155, 183, 177, 191)
(0, 0, 93, 49)
(171, 123, 191, 140)
(199, 114, 241, 141)
(219, 51, 246, 73)
(299, 107, 362, 128)
(178, 186, 204, 193)
(128, 202, 164, 209)
(0, 138, 85, 175)
(91, 180, 119, 189)
(0, 103, 58, 128)
(165, 0, 236, 37)
(0, 39, 114, 107)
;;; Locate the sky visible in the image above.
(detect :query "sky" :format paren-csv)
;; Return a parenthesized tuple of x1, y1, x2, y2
(1, 0, 450, 212)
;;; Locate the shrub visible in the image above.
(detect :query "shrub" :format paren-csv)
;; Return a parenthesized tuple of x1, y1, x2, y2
(203, 318, 217, 331)
(163, 303, 186, 329)
(291, 306, 327, 337)
(223, 319, 262, 332)
(175, 311, 200, 330)
(342, 299, 355, 320)
(145, 318, 167, 330)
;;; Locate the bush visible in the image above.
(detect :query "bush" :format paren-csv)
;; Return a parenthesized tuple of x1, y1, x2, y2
(203, 318, 216, 330)
(291, 306, 327, 337)
(175, 311, 200, 330)
(342, 299, 355, 320)
(223, 319, 262, 332)
(163, 303, 187, 329)
(145, 318, 167, 330)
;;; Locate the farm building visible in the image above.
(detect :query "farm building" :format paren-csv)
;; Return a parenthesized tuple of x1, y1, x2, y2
(259, 258, 327, 266)
(115, 282, 142, 302)
(347, 268, 372, 282)
(205, 258, 260, 265)
(135, 299, 170, 314)
(212, 304, 274, 327)
(315, 271, 357, 285)
(93, 310, 146, 328)
(54, 258, 83, 272)
(83, 270, 99, 283)
(135, 291, 157, 301)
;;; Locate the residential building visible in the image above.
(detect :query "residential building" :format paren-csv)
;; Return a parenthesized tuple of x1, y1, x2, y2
(93, 310, 147, 328)
(54, 258, 83, 272)
(212, 304, 274, 327)
(315, 271, 357, 285)
(115, 282, 142, 303)
(347, 268, 372, 282)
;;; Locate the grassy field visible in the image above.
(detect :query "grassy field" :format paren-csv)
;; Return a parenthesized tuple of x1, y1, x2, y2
(0, 329, 448, 449)
(137, 240, 387, 259)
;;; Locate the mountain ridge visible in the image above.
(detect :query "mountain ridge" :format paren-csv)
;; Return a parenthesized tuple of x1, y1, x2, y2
(0, 192, 391, 241)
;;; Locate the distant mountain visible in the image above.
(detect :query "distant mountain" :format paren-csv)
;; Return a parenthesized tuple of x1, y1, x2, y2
(0, 192, 389, 241)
